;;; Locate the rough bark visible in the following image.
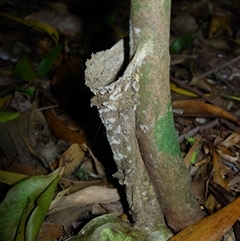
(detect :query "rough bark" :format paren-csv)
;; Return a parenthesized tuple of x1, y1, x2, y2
(85, 0, 203, 233)
(85, 39, 167, 229)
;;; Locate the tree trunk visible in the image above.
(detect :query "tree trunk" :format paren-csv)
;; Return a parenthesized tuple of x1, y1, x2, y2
(130, 0, 204, 231)
(85, 0, 203, 233)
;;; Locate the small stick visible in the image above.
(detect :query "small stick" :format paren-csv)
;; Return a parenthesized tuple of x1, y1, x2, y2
(177, 119, 219, 143)
(170, 75, 219, 107)
(193, 55, 240, 81)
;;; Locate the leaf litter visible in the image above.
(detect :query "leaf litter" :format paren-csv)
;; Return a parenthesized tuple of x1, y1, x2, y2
(171, 0, 240, 240)
(0, 0, 240, 240)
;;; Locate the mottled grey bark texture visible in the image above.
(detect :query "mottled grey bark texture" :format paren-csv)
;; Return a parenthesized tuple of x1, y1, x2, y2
(86, 39, 167, 229)
(86, 0, 203, 233)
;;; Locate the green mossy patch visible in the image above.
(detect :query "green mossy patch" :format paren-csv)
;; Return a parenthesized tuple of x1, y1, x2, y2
(132, 1, 142, 12)
(154, 105, 181, 157)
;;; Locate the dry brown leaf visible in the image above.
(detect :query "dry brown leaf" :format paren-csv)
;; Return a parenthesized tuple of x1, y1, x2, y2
(60, 178, 103, 193)
(218, 132, 240, 148)
(170, 54, 196, 66)
(82, 144, 108, 185)
(37, 222, 64, 241)
(50, 186, 72, 210)
(94, 201, 124, 216)
(42, 107, 88, 145)
(56, 113, 82, 131)
(48, 186, 120, 215)
(189, 76, 213, 93)
(191, 179, 206, 205)
(59, 143, 85, 176)
(216, 149, 239, 162)
(172, 100, 240, 125)
(25, 11, 82, 37)
(0, 153, 51, 175)
(206, 145, 230, 212)
(41, 95, 88, 145)
(229, 175, 240, 192)
(216, 133, 240, 162)
(46, 205, 93, 234)
(208, 11, 232, 39)
(169, 197, 240, 241)
(212, 146, 229, 190)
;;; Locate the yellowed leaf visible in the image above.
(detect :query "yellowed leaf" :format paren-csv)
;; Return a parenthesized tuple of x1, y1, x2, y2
(170, 83, 198, 97)
(0, 12, 59, 44)
(205, 194, 218, 213)
(0, 95, 12, 108)
(208, 13, 232, 39)
(223, 95, 240, 102)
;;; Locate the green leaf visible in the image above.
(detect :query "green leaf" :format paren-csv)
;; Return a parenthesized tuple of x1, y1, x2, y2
(12, 55, 36, 83)
(25, 176, 61, 241)
(0, 170, 28, 185)
(0, 109, 20, 122)
(36, 44, 63, 77)
(190, 150, 197, 164)
(16, 198, 33, 241)
(170, 35, 196, 54)
(67, 214, 173, 241)
(16, 88, 34, 96)
(0, 168, 63, 241)
(186, 136, 196, 145)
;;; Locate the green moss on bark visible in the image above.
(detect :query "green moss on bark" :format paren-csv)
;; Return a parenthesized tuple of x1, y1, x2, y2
(132, 1, 142, 12)
(154, 104, 181, 157)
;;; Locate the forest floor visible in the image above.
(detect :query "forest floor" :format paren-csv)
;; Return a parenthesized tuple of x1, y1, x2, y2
(0, 0, 240, 240)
